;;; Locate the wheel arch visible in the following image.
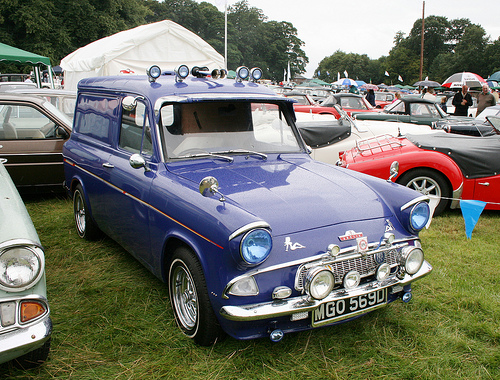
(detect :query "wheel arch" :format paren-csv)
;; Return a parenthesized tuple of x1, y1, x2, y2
(395, 152, 464, 193)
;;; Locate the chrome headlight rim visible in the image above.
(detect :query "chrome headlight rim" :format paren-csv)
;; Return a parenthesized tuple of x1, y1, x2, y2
(239, 228, 273, 266)
(401, 246, 424, 275)
(304, 266, 335, 300)
(0, 244, 44, 292)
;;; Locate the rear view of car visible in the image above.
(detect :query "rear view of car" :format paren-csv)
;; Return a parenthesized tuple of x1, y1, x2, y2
(0, 160, 51, 368)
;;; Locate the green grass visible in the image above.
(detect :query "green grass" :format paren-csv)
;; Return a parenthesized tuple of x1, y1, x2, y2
(1, 196, 499, 379)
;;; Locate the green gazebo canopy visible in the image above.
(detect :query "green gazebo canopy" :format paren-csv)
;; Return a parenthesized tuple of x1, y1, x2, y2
(0, 42, 51, 66)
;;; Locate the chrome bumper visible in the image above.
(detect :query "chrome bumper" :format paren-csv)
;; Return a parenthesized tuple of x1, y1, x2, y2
(220, 260, 432, 322)
(0, 316, 52, 365)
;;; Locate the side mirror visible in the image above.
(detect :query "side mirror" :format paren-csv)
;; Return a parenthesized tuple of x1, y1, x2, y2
(129, 153, 150, 171)
(122, 96, 138, 111)
(199, 176, 225, 202)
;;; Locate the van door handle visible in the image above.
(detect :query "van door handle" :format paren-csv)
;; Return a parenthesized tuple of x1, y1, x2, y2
(478, 182, 489, 186)
(102, 163, 114, 169)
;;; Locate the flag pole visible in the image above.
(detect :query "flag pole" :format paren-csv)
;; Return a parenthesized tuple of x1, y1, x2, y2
(419, 1, 425, 81)
(224, 1, 228, 70)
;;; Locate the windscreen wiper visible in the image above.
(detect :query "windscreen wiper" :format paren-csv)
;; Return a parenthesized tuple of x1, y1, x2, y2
(179, 152, 234, 162)
(212, 149, 267, 160)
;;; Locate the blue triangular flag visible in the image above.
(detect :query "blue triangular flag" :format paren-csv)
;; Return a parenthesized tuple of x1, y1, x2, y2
(460, 200, 487, 239)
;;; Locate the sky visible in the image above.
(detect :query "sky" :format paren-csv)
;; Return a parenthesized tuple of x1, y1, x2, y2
(200, 0, 500, 78)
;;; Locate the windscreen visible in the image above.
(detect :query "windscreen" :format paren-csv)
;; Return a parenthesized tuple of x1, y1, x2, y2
(160, 101, 302, 159)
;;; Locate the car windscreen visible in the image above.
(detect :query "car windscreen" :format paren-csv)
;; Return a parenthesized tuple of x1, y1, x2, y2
(160, 101, 302, 159)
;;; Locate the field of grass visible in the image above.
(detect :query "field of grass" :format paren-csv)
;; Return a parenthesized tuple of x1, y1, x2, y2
(1, 195, 499, 379)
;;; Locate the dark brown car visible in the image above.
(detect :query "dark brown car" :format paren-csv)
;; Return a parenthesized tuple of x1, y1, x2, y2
(0, 93, 72, 192)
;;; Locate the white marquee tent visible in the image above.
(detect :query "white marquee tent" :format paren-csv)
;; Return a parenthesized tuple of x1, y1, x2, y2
(60, 20, 225, 91)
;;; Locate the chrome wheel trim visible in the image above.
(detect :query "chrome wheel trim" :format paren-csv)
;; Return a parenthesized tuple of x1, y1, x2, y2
(406, 175, 442, 197)
(172, 264, 198, 330)
(74, 191, 86, 235)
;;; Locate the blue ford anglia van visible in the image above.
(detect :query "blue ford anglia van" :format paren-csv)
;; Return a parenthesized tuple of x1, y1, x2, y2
(63, 66, 432, 345)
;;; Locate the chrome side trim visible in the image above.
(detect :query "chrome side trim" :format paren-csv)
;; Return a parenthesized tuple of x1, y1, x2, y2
(400, 195, 430, 211)
(450, 182, 464, 209)
(220, 261, 432, 322)
(229, 221, 271, 241)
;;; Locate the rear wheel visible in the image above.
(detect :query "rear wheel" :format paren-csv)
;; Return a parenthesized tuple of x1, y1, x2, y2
(73, 184, 101, 240)
(397, 168, 451, 216)
(168, 246, 221, 346)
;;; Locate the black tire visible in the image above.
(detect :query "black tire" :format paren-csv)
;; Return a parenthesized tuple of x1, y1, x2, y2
(397, 168, 451, 216)
(73, 184, 101, 240)
(168, 246, 221, 346)
(14, 338, 51, 369)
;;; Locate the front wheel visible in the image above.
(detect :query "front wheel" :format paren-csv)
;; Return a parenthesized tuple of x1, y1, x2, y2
(397, 168, 451, 216)
(168, 247, 221, 346)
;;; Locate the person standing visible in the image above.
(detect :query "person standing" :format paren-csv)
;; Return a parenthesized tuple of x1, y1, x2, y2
(476, 84, 496, 116)
(452, 85, 473, 116)
(365, 89, 376, 107)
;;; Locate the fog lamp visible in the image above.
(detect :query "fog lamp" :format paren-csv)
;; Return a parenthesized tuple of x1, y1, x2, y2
(400, 246, 424, 275)
(147, 65, 161, 82)
(250, 67, 263, 82)
(376, 263, 391, 281)
(344, 270, 361, 290)
(305, 267, 334, 300)
(175, 65, 189, 81)
(236, 66, 250, 82)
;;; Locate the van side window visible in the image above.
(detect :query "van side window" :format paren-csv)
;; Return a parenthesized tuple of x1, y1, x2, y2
(75, 95, 119, 144)
(119, 101, 152, 155)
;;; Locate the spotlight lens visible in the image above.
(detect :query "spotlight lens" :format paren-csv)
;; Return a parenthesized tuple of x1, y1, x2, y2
(148, 65, 161, 79)
(306, 267, 334, 300)
(176, 65, 189, 78)
(236, 66, 249, 80)
(344, 270, 360, 290)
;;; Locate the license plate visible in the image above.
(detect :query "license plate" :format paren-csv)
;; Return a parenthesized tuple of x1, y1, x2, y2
(312, 288, 387, 327)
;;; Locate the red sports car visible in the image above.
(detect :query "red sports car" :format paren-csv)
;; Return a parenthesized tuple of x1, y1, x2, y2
(284, 92, 341, 118)
(338, 125, 500, 215)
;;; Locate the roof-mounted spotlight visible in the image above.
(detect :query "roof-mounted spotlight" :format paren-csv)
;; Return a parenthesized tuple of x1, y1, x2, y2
(219, 69, 227, 79)
(147, 65, 161, 83)
(235, 66, 250, 82)
(174, 65, 190, 82)
(250, 67, 263, 82)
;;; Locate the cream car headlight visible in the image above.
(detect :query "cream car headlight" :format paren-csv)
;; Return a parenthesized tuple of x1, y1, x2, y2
(0, 246, 43, 291)
(305, 267, 334, 300)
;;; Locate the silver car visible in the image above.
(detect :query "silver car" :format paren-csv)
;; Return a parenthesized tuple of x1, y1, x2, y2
(0, 159, 51, 368)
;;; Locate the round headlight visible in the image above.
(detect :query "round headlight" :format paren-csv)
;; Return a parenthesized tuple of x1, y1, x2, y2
(236, 66, 250, 81)
(240, 229, 272, 265)
(344, 270, 361, 290)
(410, 201, 430, 231)
(0, 247, 42, 291)
(305, 267, 334, 300)
(401, 246, 424, 275)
